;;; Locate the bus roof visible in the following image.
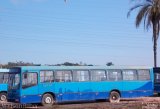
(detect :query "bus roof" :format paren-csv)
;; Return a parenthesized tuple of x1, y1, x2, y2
(12, 66, 153, 71)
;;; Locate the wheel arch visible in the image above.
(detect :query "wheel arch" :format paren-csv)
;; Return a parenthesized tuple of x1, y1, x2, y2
(110, 89, 121, 97)
(42, 92, 56, 100)
(0, 91, 7, 101)
(0, 91, 7, 94)
(41, 92, 56, 106)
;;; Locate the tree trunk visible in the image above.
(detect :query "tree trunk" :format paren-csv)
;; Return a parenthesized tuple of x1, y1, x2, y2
(153, 23, 157, 67)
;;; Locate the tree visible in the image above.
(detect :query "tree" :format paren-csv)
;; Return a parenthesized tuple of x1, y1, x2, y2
(2, 61, 40, 68)
(106, 62, 114, 66)
(128, 0, 160, 67)
(55, 62, 80, 66)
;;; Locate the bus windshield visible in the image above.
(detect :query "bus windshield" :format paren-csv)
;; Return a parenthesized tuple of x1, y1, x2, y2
(8, 73, 20, 90)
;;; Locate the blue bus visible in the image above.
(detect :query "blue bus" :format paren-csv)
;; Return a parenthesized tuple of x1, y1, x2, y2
(7, 66, 154, 106)
(0, 69, 11, 101)
(153, 67, 160, 94)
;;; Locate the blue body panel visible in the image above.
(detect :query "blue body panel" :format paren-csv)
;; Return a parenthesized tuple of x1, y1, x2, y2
(20, 95, 41, 103)
(15, 80, 153, 104)
(7, 66, 154, 104)
(154, 84, 160, 93)
(0, 84, 8, 92)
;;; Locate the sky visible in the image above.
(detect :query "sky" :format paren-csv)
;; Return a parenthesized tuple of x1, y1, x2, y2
(0, 0, 159, 66)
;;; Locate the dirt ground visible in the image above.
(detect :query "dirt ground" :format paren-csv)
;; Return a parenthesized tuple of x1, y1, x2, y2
(1, 96, 160, 109)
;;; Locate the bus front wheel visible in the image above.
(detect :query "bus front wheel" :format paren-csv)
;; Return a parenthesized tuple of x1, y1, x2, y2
(42, 93, 55, 107)
(109, 91, 120, 103)
(0, 92, 7, 102)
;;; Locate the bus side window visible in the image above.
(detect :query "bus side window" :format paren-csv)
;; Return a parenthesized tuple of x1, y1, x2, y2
(0, 73, 9, 83)
(90, 70, 106, 81)
(40, 71, 54, 83)
(137, 70, 150, 80)
(55, 71, 72, 82)
(122, 70, 137, 81)
(22, 73, 38, 89)
(73, 70, 89, 82)
(0, 73, 4, 83)
(108, 70, 122, 81)
(3, 73, 9, 83)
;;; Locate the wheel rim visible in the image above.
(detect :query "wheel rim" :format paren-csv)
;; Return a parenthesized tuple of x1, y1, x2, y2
(45, 97, 52, 104)
(112, 95, 117, 100)
(1, 95, 6, 101)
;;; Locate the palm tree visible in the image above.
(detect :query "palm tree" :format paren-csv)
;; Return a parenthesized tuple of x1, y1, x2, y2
(128, 0, 160, 67)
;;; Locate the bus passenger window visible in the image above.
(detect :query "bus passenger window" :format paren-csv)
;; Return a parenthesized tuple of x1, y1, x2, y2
(0, 73, 9, 83)
(90, 70, 106, 81)
(40, 71, 54, 83)
(73, 70, 89, 82)
(3, 73, 9, 83)
(55, 71, 72, 82)
(0, 73, 4, 83)
(122, 70, 137, 81)
(22, 73, 37, 89)
(137, 70, 150, 80)
(108, 70, 122, 81)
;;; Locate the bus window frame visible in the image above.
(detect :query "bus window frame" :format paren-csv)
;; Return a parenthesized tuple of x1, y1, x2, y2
(54, 70, 73, 82)
(107, 69, 122, 81)
(137, 69, 151, 81)
(22, 72, 38, 89)
(0, 73, 4, 83)
(72, 70, 90, 82)
(40, 70, 54, 83)
(122, 69, 138, 81)
(3, 73, 9, 83)
(89, 69, 107, 82)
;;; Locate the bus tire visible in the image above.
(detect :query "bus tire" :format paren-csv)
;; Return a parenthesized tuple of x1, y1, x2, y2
(109, 91, 120, 103)
(42, 93, 55, 107)
(0, 92, 7, 102)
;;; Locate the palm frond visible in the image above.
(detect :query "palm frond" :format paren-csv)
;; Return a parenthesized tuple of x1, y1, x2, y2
(146, 0, 153, 4)
(143, 5, 153, 29)
(143, 8, 150, 29)
(146, 11, 152, 30)
(136, 4, 151, 28)
(128, 0, 160, 39)
(127, 4, 144, 17)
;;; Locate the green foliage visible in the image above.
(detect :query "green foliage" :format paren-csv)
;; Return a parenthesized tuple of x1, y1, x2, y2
(1, 61, 40, 68)
(106, 62, 114, 66)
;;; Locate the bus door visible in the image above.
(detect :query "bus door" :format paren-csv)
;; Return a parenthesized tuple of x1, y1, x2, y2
(21, 71, 39, 103)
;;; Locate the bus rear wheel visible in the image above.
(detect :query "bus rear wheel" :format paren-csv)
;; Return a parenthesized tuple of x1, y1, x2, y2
(0, 92, 7, 102)
(42, 93, 55, 107)
(109, 91, 120, 103)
